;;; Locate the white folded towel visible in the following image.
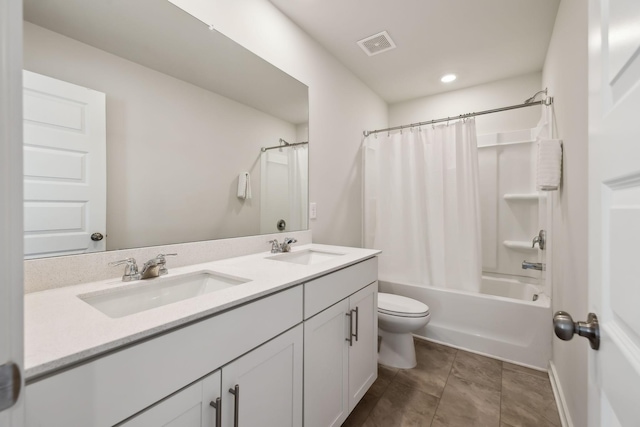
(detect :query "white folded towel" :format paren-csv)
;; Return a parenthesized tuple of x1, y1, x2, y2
(537, 139, 563, 191)
(237, 172, 252, 200)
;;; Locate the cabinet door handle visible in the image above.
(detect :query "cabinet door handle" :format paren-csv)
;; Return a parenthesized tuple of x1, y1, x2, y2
(229, 384, 240, 427)
(345, 311, 353, 346)
(209, 397, 222, 427)
(354, 306, 359, 342)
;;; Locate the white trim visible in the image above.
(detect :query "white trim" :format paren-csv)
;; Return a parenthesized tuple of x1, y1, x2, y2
(0, 0, 25, 423)
(549, 360, 574, 427)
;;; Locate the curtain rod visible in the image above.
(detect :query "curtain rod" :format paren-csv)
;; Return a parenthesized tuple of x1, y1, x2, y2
(261, 141, 308, 152)
(363, 94, 554, 137)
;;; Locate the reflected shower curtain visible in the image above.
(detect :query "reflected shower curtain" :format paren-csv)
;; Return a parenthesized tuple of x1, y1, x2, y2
(363, 119, 482, 292)
(288, 145, 308, 229)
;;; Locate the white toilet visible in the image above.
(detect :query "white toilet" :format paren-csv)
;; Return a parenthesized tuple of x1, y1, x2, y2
(377, 293, 431, 369)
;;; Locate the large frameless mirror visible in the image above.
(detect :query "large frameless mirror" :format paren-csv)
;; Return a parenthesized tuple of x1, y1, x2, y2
(22, 0, 309, 259)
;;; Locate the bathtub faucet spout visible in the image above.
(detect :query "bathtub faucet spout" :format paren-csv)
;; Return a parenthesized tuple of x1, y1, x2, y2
(522, 261, 544, 271)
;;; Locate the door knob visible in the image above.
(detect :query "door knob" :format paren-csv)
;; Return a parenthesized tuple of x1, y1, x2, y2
(91, 232, 104, 241)
(553, 311, 600, 350)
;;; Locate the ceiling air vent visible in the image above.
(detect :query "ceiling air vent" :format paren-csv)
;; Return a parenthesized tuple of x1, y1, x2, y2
(357, 31, 396, 56)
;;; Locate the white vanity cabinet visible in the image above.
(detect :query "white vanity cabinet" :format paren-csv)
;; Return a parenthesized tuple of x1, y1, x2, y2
(25, 286, 303, 427)
(121, 325, 303, 427)
(25, 252, 379, 427)
(221, 325, 303, 427)
(303, 259, 378, 427)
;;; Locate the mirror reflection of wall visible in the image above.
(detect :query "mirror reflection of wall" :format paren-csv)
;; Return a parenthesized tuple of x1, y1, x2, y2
(22, 0, 309, 259)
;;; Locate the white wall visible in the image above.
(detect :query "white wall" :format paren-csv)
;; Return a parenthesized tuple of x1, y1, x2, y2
(24, 22, 298, 250)
(542, 1, 589, 426)
(389, 72, 542, 135)
(169, 0, 388, 247)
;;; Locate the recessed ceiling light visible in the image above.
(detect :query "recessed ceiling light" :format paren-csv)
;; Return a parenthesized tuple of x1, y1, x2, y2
(441, 74, 457, 83)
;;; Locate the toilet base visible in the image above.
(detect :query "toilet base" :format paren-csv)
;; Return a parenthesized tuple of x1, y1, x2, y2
(377, 329, 417, 369)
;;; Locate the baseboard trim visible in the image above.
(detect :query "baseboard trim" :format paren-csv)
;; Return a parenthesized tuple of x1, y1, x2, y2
(548, 360, 574, 427)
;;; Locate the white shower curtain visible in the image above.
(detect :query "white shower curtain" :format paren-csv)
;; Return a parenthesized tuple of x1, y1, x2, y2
(363, 119, 482, 292)
(288, 145, 308, 229)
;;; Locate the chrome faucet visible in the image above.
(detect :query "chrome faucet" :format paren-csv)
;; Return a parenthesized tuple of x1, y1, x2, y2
(269, 239, 281, 253)
(532, 230, 546, 250)
(268, 237, 297, 253)
(281, 237, 297, 252)
(522, 261, 545, 271)
(109, 258, 142, 282)
(140, 253, 177, 279)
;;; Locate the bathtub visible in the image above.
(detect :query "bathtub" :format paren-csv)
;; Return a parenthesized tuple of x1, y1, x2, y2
(379, 275, 552, 369)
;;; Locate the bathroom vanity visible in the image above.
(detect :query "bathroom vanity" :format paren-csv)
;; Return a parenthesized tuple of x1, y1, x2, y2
(23, 244, 379, 427)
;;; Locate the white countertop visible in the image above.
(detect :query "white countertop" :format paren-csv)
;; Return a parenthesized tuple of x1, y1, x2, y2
(24, 244, 380, 380)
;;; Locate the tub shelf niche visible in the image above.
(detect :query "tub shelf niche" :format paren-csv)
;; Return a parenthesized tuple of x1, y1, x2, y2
(503, 193, 539, 201)
(502, 240, 537, 251)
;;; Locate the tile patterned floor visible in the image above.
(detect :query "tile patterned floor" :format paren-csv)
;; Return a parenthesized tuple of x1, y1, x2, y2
(343, 339, 561, 427)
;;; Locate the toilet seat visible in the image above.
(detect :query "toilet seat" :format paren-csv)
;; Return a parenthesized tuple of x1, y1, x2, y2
(378, 293, 429, 318)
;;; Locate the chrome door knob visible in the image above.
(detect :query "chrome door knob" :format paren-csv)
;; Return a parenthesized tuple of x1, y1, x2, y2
(553, 311, 600, 350)
(91, 232, 104, 241)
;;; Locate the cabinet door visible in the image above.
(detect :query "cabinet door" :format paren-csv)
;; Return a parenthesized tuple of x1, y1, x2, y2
(304, 299, 350, 427)
(120, 370, 221, 427)
(222, 325, 303, 427)
(348, 282, 378, 412)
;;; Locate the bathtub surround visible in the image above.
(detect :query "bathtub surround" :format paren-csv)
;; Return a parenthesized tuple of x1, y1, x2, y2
(476, 130, 544, 281)
(363, 119, 482, 292)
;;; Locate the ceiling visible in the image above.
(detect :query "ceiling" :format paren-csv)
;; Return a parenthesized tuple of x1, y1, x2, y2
(24, 0, 309, 125)
(269, 0, 560, 104)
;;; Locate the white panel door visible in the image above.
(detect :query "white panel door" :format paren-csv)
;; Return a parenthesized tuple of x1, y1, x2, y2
(22, 70, 106, 259)
(304, 299, 350, 427)
(0, 0, 24, 424)
(588, 0, 640, 425)
(221, 325, 302, 427)
(348, 283, 378, 412)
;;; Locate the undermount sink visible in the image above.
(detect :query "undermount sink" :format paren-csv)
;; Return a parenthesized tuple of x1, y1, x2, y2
(266, 249, 345, 265)
(79, 271, 250, 318)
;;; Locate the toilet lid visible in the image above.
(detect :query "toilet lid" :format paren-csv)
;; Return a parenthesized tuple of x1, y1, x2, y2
(378, 293, 429, 318)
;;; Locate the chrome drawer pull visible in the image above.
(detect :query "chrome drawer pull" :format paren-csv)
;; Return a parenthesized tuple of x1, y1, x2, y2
(229, 384, 240, 427)
(209, 397, 222, 427)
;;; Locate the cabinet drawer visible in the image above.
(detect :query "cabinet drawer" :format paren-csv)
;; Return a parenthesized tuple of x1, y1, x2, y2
(26, 285, 303, 427)
(304, 257, 377, 319)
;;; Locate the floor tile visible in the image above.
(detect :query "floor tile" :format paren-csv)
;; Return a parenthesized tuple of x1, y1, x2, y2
(343, 339, 562, 427)
(366, 380, 438, 427)
(501, 367, 561, 427)
(342, 392, 380, 427)
(450, 350, 502, 392)
(393, 340, 456, 399)
(503, 362, 549, 380)
(368, 364, 399, 398)
(431, 374, 501, 427)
